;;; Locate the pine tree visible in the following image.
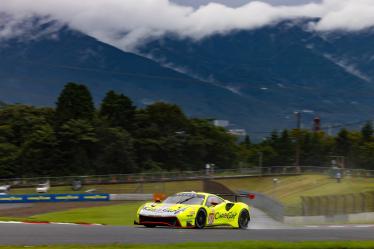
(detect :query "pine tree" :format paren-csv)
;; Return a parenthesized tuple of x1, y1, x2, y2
(55, 83, 95, 125)
(100, 91, 136, 131)
(242, 135, 251, 149)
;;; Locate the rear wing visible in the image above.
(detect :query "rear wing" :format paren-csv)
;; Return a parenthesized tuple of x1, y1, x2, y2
(215, 193, 255, 202)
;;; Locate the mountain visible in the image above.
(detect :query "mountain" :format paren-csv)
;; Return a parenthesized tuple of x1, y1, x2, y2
(138, 20, 374, 130)
(0, 22, 272, 134)
(1, 19, 373, 137)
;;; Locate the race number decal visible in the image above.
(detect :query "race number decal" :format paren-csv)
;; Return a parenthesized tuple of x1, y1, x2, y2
(208, 212, 215, 225)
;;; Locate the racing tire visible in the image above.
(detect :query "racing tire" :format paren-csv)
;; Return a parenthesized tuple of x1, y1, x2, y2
(144, 224, 156, 228)
(194, 209, 207, 229)
(238, 209, 250, 229)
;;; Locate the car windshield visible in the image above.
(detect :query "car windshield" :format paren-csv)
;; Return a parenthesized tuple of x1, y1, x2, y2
(163, 193, 205, 205)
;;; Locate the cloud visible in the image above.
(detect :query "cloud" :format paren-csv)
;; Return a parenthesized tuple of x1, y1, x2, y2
(0, 0, 374, 51)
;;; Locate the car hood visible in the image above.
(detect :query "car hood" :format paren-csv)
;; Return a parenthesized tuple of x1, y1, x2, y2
(139, 203, 197, 217)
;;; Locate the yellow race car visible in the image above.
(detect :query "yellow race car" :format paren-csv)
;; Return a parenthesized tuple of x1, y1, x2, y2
(134, 191, 255, 229)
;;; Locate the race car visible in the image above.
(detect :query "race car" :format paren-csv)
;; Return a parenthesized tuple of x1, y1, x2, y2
(134, 191, 255, 229)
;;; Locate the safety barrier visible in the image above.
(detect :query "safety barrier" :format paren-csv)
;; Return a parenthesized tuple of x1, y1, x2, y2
(239, 190, 285, 222)
(0, 194, 110, 203)
(109, 194, 153, 201)
(301, 191, 374, 216)
(1, 166, 372, 188)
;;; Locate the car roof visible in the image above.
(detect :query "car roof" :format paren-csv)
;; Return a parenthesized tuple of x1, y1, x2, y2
(175, 192, 221, 198)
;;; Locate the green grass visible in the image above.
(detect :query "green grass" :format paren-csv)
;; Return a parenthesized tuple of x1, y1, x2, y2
(4, 175, 374, 219)
(25, 202, 143, 225)
(217, 175, 374, 215)
(1, 241, 374, 249)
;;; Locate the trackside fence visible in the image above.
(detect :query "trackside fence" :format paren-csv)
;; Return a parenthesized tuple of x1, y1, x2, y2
(301, 191, 374, 216)
(1, 166, 373, 188)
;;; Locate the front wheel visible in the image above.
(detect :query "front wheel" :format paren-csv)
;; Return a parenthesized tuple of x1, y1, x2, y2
(195, 209, 207, 229)
(238, 209, 250, 229)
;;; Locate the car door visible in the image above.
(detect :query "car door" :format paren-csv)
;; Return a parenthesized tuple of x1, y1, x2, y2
(205, 195, 226, 226)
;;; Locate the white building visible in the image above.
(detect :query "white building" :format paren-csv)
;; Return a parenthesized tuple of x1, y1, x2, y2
(213, 120, 229, 128)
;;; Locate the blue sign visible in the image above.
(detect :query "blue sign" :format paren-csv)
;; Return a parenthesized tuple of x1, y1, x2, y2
(0, 194, 110, 203)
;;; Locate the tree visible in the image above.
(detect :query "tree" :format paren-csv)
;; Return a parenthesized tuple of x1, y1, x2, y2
(19, 124, 58, 176)
(335, 129, 352, 157)
(95, 127, 137, 174)
(0, 105, 54, 146)
(140, 102, 190, 136)
(241, 135, 251, 149)
(57, 119, 98, 175)
(100, 91, 136, 131)
(361, 121, 373, 142)
(0, 143, 19, 177)
(55, 83, 95, 125)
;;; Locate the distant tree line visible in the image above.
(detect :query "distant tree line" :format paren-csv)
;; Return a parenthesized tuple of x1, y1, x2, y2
(0, 83, 238, 177)
(0, 83, 373, 178)
(238, 123, 374, 171)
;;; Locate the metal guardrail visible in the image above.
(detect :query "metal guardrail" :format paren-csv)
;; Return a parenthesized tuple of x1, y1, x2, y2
(0, 166, 373, 188)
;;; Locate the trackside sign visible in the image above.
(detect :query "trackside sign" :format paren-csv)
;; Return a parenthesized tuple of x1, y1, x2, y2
(0, 194, 110, 203)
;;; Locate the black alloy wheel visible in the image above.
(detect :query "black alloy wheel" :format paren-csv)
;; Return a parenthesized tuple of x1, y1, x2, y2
(238, 209, 250, 229)
(195, 209, 207, 229)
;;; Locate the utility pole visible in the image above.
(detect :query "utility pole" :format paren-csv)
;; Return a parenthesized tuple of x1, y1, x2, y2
(294, 111, 301, 173)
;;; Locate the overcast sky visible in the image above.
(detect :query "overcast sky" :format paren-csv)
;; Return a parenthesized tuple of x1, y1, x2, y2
(1, 0, 374, 51)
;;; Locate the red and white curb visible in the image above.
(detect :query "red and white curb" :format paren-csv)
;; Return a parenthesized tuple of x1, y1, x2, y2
(0, 221, 104, 226)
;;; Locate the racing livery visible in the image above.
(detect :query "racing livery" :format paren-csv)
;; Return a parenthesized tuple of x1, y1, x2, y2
(134, 191, 254, 229)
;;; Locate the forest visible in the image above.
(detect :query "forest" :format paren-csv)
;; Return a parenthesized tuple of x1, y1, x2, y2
(0, 83, 372, 178)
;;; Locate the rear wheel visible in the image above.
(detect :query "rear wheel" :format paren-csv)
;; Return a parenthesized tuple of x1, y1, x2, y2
(195, 209, 207, 229)
(238, 209, 250, 229)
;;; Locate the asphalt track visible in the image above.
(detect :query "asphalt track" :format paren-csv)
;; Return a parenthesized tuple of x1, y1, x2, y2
(0, 208, 373, 245)
(0, 223, 373, 245)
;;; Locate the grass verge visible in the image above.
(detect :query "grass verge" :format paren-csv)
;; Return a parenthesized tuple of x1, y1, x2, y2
(26, 202, 143, 225)
(0, 202, 142, 225)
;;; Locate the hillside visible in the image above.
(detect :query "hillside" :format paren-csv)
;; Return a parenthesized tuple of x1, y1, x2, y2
(0, 23, 267, 132)
(1, 20, 374, 134)
(139, 20, 374, 130)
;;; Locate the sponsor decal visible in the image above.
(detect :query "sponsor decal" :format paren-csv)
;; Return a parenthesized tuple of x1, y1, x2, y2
(140, 205, 189, 216)
(0, 196, 23, 201)
(27, 196, 51, 201)
(83, 195, 108, 200)
(214, 211, 237, 220)
(0, 194, 109, 203)
(55, 195, 80, 200)
(142, 206, 187, 213)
